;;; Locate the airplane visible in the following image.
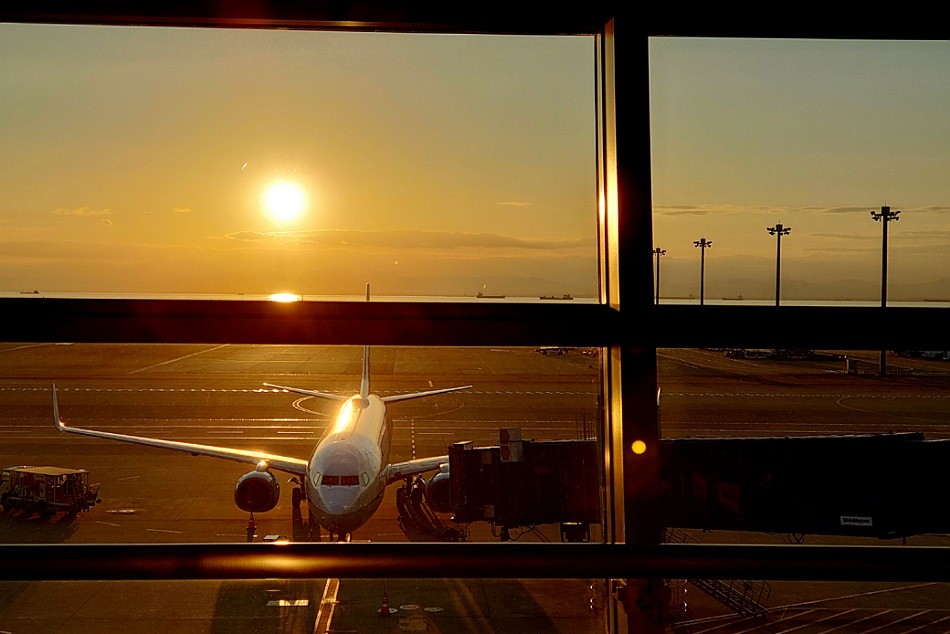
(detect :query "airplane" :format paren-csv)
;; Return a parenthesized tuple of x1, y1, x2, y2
(51, 344, 471, 541)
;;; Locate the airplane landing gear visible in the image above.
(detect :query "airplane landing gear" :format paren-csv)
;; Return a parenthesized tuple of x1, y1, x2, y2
(307, 508, 321, 542)
(246, 512, 256, 542)
(291, 486, 307, 541)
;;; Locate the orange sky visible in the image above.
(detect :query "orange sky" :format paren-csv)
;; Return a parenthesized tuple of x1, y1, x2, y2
(2, 26, 948, 301)
(0, 24, 598, 298)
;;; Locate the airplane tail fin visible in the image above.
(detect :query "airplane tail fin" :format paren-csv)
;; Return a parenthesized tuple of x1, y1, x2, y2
(361, 285, 370, 400)
(360, 345, 370, 401)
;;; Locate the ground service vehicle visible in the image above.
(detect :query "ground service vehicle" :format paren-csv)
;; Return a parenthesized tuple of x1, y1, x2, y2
(0, 466, 101, 516)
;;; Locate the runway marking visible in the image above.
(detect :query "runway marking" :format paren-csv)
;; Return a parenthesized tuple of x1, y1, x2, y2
(95, 520, 121, 527)
(0, 343, 57, 354)
(126, 344, 230, 374)
(857, 610, 928, 633)
(313, 578, 340, 634)
(732, 608, 820, 633)
(903, 612, 950, 633)
(769, 581, 940, 611)
(146, 528, 183, 534)
(815, 609, 890, 633)
(0, 386, 602, 398)
(663, 392, 950, 399)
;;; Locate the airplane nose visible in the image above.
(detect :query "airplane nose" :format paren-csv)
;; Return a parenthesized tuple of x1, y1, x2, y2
(319, 486, 362, 514)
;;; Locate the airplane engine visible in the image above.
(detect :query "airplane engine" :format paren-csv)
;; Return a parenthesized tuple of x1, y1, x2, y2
(425, 465, 452, 513)
(234, 470, 280, 513)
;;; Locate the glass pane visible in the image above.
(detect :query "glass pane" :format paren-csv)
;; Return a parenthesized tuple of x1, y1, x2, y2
(0, 24, 598, 301)
(658, 346, 950, 628)
(0, 578, 609, 632)
(650, 38, 950, 306)
(1, 343, 604, 544)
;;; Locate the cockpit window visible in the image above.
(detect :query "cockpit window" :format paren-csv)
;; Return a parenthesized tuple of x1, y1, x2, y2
(322, 474, 360, 486)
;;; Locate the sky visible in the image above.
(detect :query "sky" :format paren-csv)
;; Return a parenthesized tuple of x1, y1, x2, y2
(0, 23, 597, 298)
(650, 38, 950, 301)
(1, 26, 948, 301)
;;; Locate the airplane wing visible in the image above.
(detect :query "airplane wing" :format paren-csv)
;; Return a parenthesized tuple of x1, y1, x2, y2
(385, 455, 448, 484)
(263, 382, 349, 401)
(52, 385, 309, 477)
(381, 385, 472, 404)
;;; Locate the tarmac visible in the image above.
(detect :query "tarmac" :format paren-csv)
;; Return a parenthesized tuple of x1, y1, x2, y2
(0, 344, 605, 633)
(0, 343, 949, 632)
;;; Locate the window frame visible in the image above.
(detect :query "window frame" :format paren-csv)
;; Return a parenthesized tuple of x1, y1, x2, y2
(0, 5, 948, 633)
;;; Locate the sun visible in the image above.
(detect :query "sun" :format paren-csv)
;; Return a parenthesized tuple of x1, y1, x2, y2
(262, 181, 307, 224)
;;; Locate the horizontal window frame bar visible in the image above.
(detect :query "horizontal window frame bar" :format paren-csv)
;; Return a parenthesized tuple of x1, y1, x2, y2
(0, 298, 623, 347)
(2, 299, 947, 349)
(0, 4, 944, 40)
(654, 305, 949, 350)
(0, 2, 614, 34)
(2, 542, 950, 582)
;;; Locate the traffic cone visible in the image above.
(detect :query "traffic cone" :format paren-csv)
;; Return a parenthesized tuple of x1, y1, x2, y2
(377, 592, 395, 617)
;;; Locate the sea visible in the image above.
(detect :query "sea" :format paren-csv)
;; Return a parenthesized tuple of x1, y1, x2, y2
(1, 291, 948, 308)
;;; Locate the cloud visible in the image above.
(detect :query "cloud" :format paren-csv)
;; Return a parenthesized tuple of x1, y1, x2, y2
(908, 206, 950, 214)
(53, 207, 112, 217)
(653, 204, 950, 217)
(654, 204, 795, 216)
(809, 233, 879, 241)
(654, 204, 733, 216)
(819, 206, 874, 214)
(99, 218, 113, 227)
(219, 229, 590, 251)
(497, 201, 533, 207)
(172, 207, 191, 214)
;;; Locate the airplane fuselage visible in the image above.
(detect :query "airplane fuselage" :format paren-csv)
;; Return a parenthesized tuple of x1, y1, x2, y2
(305, 393, 392, 535)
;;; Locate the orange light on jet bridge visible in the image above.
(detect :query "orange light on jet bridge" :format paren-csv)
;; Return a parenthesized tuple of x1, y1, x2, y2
(631, 440, 647, 455)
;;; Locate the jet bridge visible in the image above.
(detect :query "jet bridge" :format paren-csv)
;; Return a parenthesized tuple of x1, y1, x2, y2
(402, 430, 602, 542)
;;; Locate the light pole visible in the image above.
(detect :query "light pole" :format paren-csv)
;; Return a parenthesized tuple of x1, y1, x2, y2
(871, 205, 900, 376)
(652, 248, 666, 304)
(693, 238, 712, 305)
(766, 223, 791, 306)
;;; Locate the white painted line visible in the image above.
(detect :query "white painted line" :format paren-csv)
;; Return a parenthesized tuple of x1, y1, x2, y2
(857, 610, 929, 634)
(312, 578, 340, 634)
(128, 344, 229, 374)
(817, 609, 891, 634)
(146, 528, 183, 534)
(902, 612, 950, 633)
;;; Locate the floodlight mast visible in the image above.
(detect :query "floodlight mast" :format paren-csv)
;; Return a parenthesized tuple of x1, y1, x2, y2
(766, 223, 791, 306)
(652, 248, 666, 304)
(693, 238, 712, 305)
(870, 205, 901, 376)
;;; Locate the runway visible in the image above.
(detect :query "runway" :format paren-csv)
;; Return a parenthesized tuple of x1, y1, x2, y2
(2, 343, 949, 632)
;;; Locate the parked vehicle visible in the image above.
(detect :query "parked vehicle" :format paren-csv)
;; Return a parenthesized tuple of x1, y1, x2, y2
(0, 466, 101, 516)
